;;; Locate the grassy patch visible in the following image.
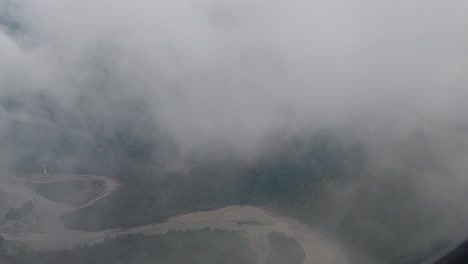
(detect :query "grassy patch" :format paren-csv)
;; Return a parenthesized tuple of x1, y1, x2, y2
(14, 229, 258, 264)
(267, 232, 305, 264)
(5, 201, 34, 221)
(34, 180, 105, 207)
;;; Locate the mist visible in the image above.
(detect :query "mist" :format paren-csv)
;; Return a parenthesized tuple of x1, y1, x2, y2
(1, 0, 468, 263)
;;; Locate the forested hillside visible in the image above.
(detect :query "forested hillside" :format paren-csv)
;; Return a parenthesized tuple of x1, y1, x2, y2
(13, 229, 258, 264)
(1, 93, 455, 264)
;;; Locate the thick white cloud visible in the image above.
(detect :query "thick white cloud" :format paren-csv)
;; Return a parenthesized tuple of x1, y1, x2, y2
(0, 1, 466, 152)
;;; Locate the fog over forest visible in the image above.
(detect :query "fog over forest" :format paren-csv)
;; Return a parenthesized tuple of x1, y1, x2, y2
(0, 0, 468, 263)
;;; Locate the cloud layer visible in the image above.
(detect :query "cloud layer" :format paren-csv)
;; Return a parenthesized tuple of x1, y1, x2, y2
(1, 0, 466, 155)
(1, 1, 468, 262)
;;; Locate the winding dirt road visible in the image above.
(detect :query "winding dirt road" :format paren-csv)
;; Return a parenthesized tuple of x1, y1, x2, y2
(0, 173, 349, 264)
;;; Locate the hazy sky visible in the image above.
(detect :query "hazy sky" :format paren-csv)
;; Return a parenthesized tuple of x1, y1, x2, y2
(1, 0, 467, 156)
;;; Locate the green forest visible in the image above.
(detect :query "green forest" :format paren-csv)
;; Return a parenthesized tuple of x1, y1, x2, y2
(1, 94, 451, 264)
(9, 229, 304, 264)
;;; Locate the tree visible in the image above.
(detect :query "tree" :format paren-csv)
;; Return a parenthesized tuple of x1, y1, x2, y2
(0, 234, 5, 255)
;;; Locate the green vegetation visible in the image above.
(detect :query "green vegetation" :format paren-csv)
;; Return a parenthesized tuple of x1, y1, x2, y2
(235, 220, 267, 225)
(62, 132, 363, 231)
(0, 235, 5, 256)
(58, 130, 441, 264)
(1, 89, 450, 264)
(2, 126, 445, 264)
(242, 132, 364, 225)
(62, 160, 248, 230)
(13, 229, 257, 264)
(61, 175, 242, 230)
(68, 132, 442, 263)
(34, 180, 105, 206)
(266, 232, 305, 264)
(5, 201, 34, 221)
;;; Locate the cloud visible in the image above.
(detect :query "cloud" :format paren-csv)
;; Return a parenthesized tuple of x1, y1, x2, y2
(0, 1, 468, 261)
(0, 0, 466, 153)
